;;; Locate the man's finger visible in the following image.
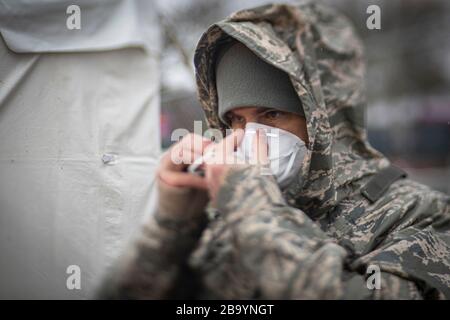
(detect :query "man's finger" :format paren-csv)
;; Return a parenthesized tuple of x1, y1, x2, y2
(170, 133, 213, 167)
(213, 129, 244, 164)
(159, 169, 208, 190)
(163, 147, 205, 171)
(229, 128, 245, 152)
(177, 133, 213, 156)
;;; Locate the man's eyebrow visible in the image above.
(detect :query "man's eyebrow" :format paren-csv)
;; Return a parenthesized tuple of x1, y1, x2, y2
(256, 107, 273, 115)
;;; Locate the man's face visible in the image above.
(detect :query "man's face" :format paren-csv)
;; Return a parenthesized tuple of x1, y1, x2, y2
(224, 106, 309, 144)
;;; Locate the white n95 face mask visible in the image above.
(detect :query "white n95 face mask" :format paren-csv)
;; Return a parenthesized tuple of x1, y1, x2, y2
(235, 122, 307, 189)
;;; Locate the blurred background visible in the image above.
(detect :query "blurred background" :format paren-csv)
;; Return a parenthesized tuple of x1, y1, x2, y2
(156, 0, 450, 193)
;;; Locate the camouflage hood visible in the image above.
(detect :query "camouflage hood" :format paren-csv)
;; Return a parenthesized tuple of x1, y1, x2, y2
(194, 2, 390, 217)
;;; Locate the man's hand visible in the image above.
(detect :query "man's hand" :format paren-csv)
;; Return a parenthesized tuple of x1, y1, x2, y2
(203, 128, 269, 203)
(156, 133, 212, 222)
(159, 133, 212, 190)
(157, 129, 269, 218)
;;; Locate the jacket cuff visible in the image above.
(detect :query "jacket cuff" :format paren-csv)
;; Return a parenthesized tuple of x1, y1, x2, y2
(156, 176, 209, 223)
(147, 177, 209, 250)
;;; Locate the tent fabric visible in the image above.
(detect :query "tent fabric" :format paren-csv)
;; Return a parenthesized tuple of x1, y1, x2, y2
(0, 0, 161, 299)
(0, 0, 161, 54)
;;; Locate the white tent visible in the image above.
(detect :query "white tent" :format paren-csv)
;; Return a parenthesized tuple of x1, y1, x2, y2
(0, 0, 161, 299)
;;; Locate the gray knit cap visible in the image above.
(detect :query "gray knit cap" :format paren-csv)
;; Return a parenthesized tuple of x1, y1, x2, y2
(215, 40, 304, 125)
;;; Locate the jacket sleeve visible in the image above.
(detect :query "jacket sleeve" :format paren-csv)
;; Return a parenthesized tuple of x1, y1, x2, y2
(96, 179, 208, 299)
(194, 165, 450, 299)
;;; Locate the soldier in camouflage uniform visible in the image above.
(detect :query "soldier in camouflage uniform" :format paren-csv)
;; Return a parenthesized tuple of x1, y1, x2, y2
(98, 2, 450, 299)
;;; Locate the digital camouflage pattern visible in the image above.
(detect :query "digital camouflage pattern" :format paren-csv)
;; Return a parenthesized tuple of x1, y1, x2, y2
(98, 2, 450, 299)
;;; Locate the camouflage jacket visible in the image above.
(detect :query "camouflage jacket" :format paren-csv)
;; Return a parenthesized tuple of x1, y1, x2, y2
(98, 2, 450, 299)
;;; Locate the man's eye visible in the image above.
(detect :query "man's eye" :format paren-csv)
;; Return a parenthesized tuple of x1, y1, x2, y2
(265, 110, 281, 119)
(230, 115, 244, 123)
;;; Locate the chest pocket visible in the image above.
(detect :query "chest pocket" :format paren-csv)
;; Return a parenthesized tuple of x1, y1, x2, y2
(360, 165, 408, 203)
